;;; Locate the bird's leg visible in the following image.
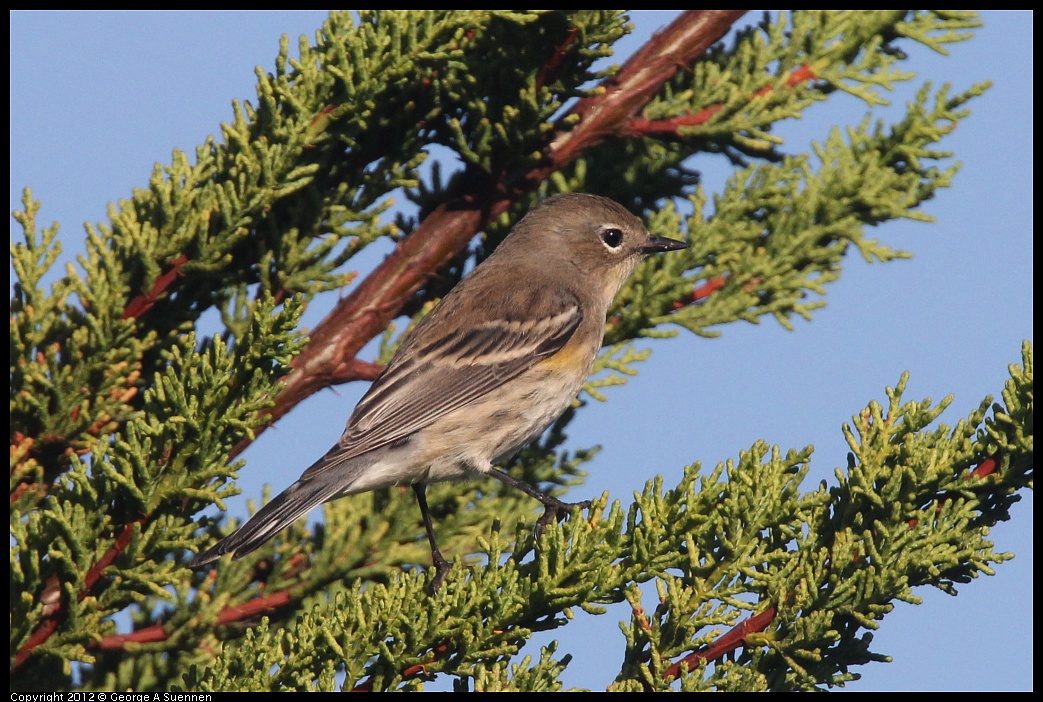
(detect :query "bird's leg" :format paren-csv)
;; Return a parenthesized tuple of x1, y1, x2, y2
(413, 484, 452, 591)
(488, 467, 590, 538)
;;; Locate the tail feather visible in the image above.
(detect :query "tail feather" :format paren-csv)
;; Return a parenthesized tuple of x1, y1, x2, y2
(188, 477, 343, 567)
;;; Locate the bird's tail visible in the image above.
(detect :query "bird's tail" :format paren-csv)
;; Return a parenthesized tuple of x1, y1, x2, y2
(188, 476, 345, 567)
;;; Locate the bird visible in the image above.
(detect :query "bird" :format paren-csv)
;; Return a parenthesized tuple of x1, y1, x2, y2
(189, 193, 687, 586)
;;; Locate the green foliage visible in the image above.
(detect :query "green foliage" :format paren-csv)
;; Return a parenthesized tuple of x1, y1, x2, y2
(9, 9, 1031, 693)
(173, 345, 1030, 692)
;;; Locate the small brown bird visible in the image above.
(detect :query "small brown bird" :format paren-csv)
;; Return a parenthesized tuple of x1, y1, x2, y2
(190, 193, 687, 585)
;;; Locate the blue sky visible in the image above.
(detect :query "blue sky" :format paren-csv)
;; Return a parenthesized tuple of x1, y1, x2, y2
(10, 11, 1032, 691)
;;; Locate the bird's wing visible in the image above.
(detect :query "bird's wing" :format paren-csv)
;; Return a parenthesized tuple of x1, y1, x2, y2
(300, 287, 583, 480)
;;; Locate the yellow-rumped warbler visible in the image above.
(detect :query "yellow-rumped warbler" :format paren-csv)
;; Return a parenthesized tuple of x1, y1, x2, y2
(189, 193, 687, 582)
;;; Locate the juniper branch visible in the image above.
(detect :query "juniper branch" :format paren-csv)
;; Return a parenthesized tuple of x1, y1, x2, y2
(243, 10, 748, 454)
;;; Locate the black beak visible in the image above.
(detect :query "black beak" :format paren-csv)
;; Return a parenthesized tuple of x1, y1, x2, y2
(638, 235, 688, 254)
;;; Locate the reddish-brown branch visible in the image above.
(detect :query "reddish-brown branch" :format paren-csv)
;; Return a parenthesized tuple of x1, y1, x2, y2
(343, 358, 385, 383)
(673, 275, 729, 310)
(970, 454, 998, 479)
(623, 63, 818, 138)
(122, 254, 190, 320)
(532, 11, 748, 184)
(908, 452, 1003, 528)
(13, 520, 142, 672)
(624, 106, 726, 136)
(660, 451, 1000, 680)
(349, 641, 453, 692)
(93, 588, 296, 651)
(239, 10, 749, 456)
(663, 605, 778, 680)
(535, 27, 580, 90)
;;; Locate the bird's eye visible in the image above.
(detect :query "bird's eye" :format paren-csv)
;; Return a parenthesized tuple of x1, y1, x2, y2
(600, 228, 624, 249)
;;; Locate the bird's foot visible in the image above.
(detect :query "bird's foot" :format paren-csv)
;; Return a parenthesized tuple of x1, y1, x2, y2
(534, 498, 591, 540)
(426, 551, 453, 594)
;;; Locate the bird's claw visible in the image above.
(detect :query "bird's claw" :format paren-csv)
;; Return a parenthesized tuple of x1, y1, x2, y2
(534, 499, 591, 540)
(426, 552, 453, 594)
